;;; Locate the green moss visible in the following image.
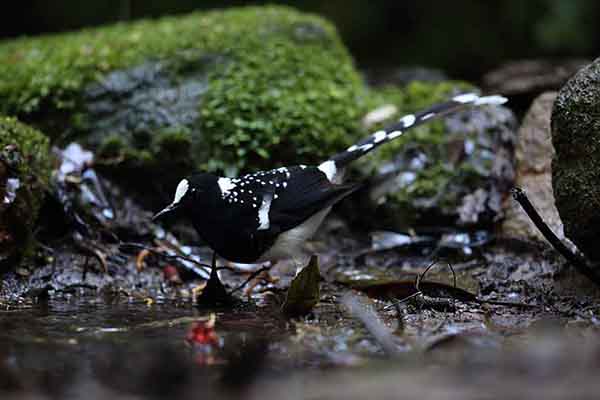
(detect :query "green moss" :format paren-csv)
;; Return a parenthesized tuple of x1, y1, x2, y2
(2, 7, 341, 117)
(0, 6, 372, 176)
(0, 5, 481, 216)
(199, 36, 367, 173)
(97, 134, 126, 159)
(0, 116, 51, 267)
(0, 116, 51, 211)
(351, 80, 510, 228)
(153, 127, 193, 162)
(362, 81, 473, 166)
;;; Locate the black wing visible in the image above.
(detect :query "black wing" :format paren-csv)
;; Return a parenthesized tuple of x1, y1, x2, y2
(266, 166, 357, 233)
(203, 165, 357, 263)
(230, 165, 358, 235)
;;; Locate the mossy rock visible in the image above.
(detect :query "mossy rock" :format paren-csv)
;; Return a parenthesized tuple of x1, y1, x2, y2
(0, 6, 369, 201)
(348, 82, 517, 229)
(0, 116, 51, 268)
(0, 6, 515, 227)
(551, 58, 600, 262)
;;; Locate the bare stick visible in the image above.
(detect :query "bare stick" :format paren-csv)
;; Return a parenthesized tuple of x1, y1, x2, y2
(511, 187, 600, 286)
(119, 242, 212, 276)
(228, 265, 272, 295)
(342, 293, 403, 357)
(383, 291, 422, 310)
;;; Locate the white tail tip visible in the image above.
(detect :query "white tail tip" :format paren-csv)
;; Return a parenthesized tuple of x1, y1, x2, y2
(475, 94, 508, 106)
(453, 93, 508, 106)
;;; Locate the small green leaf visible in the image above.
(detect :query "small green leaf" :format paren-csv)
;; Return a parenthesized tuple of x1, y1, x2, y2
(282, 255, 320, 317)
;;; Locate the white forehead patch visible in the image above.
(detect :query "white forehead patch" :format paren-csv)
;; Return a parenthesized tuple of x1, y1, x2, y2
(173, 179, 189, 204)
(217, 177, 236, 195)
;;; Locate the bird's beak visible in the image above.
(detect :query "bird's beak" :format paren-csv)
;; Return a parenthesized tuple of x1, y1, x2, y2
(152, 203, 180, 221)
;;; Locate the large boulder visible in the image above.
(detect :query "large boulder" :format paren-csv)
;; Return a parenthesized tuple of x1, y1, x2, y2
(0, 6, 515, 228)
(0, 117, 51, 268)
(352, 82, 517, 230)
(502, 92, 565, 240)
(0, 6, 368, 202)
(552, 58, 600, 262)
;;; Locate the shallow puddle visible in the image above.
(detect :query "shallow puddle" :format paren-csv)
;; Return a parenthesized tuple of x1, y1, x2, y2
(1, 290, 599, 399)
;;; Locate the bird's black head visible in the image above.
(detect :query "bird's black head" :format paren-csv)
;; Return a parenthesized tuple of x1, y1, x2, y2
(152, 173, 220, 222)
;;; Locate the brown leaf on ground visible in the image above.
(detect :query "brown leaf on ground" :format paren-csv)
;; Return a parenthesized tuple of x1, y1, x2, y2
(282, 255, 321, 317)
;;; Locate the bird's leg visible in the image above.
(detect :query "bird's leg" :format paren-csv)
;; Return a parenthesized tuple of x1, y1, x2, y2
(263, 261, 280, 284)
(196, 251, 231, 305)
(244, 261, 278, 298)
(191, 252, 218, 298)
(208, 251, 220, 282)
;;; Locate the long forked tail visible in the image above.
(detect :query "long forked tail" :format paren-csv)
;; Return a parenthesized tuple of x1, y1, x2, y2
(328, 93, 507, 168)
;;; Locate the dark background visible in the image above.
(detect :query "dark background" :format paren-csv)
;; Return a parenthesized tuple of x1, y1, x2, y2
(2, 0, 598, 80)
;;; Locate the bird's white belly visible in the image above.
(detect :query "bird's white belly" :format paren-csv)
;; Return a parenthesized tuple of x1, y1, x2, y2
(257, 207, 332, 262)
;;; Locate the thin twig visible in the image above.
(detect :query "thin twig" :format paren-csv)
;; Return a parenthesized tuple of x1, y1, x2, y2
(417, 259, 457, 313)
(384, 259, 440, 311)
(511, 187, 600, 286)
(342, 293, 403, 357)
(383, 291, 422, 310)
(384, 257, 537, 310)
(228, 265, 272, 295)
(415, 259, 440, 293)
(446, 261, 457, 312)
(73, 236, 108, 273)
(119, 242, 212, 275)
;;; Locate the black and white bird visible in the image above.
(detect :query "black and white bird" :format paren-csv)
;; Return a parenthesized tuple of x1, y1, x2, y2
(153, 93, 506, 265)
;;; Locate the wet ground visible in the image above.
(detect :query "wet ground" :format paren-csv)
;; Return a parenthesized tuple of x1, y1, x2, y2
(2, 222, 600, 399)
(2, 144, 600, 398)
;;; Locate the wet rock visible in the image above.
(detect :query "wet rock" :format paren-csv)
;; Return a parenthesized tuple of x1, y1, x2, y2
(357, 94, 517, 230)
(483, 59, 588, 117)
(502, 92, 567, 241)
(551, 58, 600, 262)
(0, 117, 51, 269)
(483, 59, 588, 97)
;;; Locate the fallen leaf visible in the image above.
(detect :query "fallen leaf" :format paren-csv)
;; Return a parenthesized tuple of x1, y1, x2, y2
(136, 249, 151, 271)
(282, 255, 320, 317)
